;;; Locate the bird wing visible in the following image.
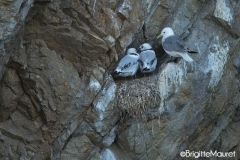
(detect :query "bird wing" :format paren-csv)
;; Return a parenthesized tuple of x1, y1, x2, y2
(116, 55, 139, 73)
(139, 50, 156, 63)
(162, 35, 188, 53)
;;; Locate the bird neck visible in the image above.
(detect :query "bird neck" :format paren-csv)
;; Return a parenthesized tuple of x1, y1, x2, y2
(129, 53, 139, 56)
(162, 37, 166, 42)
(162, 33, 174, 42)
(141, 48, 152, 52)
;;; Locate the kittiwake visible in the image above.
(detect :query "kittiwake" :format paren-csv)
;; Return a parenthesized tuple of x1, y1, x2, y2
(157, 27, 197, 62)
(137, 43, 157, 73)
(114, 48, 140, 77)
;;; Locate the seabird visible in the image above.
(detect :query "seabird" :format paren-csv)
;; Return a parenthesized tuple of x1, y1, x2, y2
(138, 43, 157, 73)
(157, 27, 197, 62)
(114, 48, 140, 77)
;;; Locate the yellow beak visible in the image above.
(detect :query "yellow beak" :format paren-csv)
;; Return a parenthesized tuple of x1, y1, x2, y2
(157, 34, 162, 39)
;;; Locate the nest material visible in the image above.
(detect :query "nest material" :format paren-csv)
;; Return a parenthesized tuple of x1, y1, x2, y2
(115, 76, 161, 117)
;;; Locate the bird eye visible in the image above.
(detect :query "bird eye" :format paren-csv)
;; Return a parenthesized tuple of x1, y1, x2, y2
(163, 32, 165, 33)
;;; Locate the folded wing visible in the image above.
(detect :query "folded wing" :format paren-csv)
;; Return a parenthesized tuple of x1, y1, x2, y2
(115, 55, 139, 76)
(163, 35, 188, 53)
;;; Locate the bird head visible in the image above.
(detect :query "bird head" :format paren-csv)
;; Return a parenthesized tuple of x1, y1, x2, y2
(126, 48, 137, 55)
(157, 27, 174, 39)
(137, 43, 152, 52)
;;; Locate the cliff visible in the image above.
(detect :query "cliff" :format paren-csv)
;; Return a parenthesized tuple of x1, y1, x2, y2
(0, 0, 240, 159)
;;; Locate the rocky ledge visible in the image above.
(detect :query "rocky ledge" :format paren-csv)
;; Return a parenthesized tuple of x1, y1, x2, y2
(0, 0, 240, 159)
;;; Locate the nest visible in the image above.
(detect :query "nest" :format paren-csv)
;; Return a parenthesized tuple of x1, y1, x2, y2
(115, 76, 161, 118)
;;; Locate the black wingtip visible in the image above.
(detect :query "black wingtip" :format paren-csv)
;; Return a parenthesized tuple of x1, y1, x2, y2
(114, 71, 120, 75)
(188, 51, 198, 54)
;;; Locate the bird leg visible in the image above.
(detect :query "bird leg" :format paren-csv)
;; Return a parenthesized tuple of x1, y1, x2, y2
(166, 56, 174, 63)
(166, 56, 180, 63)
(134, 74, 137, 79)
(174, 57, 181, 63)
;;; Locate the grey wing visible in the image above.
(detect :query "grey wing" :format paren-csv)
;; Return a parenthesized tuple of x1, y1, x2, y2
(163, 35, 187, 53)
(139, 50, 156, 63)
(117, 55, 139, 72)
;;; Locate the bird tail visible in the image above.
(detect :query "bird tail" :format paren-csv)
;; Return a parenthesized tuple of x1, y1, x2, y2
(181, 53, 193, 62)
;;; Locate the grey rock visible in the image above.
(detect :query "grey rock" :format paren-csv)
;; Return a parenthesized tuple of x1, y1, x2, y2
(85, 75, 119, 137)
(100, 143, 132, 160)
(0, 0, 240, 159)
(0, 68, 23, 121)
(0, 0, 34, 79)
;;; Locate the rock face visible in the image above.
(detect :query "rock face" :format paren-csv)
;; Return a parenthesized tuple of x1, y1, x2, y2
(0, 0, 34, 79)
(0, 0, 240, 159)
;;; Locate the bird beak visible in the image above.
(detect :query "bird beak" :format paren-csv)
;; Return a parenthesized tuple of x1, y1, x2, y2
(137, 48, 141, 53)
(157, 34, 162, 39)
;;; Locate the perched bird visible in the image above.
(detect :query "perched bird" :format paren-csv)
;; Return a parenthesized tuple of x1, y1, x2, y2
(137, 43, 157, 73)
(157, 27, 197, 62)
(114, 48, 140, 77)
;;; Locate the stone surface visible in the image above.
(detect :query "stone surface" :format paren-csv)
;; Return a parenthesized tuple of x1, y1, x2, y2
(0, 68, 24, 121)
(85, 75, 119, 137)
(0, 0, 240, 159)
(0, 0, 34, 79)
(211, 0, 240, 38)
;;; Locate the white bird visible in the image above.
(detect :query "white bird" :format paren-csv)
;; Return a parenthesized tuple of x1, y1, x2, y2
(157, 27, 197, 62)
(114, 48, 140, 77)
(137, 43, 157, 73)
